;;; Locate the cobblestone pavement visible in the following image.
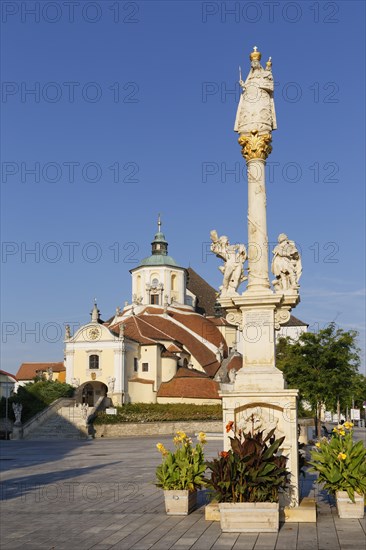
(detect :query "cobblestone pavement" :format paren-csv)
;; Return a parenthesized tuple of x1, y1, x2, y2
(1, 436, 365, 549)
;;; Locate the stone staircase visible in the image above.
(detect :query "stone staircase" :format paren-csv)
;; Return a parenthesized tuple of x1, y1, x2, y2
(23, 399, 89, 440)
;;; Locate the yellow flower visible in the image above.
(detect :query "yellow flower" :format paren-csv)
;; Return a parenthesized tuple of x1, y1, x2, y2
(156, 443, 168, 456)
(339, 430, 346, 436)
(173, 431, 188, 445)
(315, 442, 321, 448)
(337, 453, 347, 461)
(343, 421, 354, 430)
(197, 432, 207, 445)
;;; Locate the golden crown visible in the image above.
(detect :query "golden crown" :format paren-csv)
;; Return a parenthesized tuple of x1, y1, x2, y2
(250, 46, 261, 61)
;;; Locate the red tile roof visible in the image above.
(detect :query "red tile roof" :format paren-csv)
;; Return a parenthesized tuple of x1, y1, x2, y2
(174, 367, 210, 379)
(157, 376, 220, 399)
(167, 343, 183, 353)
(109, 309, 222, 377)
(186, 267, 218, 316)
(206, 316, 234, 327)
(16, 362, 65, 380)
(168, 311, 227, 351)
(161, 350, 179, 359)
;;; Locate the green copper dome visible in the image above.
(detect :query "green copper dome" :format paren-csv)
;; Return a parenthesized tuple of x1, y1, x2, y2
(140, 254, 178, 266)
(138, 216, 180, 267)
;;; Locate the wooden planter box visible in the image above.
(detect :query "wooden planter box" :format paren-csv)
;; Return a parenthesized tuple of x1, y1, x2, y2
(164, 490, 197, 515)
(219, 502, 279, 533)
(336, 491, 365, 519)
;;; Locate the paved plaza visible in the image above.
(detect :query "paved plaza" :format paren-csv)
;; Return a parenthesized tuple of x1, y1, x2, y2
(1, 435, 365, 550)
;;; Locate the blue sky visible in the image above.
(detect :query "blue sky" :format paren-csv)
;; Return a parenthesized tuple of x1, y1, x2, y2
(1, 0, 365, 374)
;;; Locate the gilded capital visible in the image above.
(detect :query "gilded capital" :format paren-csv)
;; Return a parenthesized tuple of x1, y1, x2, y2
(238, 130, 272, 162)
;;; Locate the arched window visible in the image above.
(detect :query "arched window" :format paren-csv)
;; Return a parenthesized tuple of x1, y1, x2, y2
(151, 277, 159, 288)
(89, 355, 99, 369)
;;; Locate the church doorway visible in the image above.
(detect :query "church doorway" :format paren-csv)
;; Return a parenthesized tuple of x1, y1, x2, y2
(82, 384, 94, 406)
(77, 381, 108, 407)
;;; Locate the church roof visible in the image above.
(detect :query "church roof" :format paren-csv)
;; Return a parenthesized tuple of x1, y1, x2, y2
(139, 254, 179, 267)
(186, 267, 218, 316)
(108, 307, 224, 377)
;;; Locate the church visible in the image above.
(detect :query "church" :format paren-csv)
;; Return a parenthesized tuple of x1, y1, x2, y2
(62, 218, 307, 407)
(64, 219, 240, 407)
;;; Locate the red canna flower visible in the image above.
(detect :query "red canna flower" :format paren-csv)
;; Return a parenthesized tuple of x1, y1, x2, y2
(226, 421, 234, 433)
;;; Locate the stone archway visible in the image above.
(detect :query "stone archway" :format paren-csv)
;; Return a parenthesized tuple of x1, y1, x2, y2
(75, 381, 107, 407)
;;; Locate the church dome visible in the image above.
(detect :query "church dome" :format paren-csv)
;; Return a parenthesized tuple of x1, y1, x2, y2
(138, 216, 180, 267)
(140, 254, 178, 266)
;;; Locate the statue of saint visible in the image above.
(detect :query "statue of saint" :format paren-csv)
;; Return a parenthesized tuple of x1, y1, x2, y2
(107, 376, 116, 394)
(271, 233, 302, 291)
(234, 46, 276, 136)
(12, 403, 23, 425)
(210, 230, 247, 297)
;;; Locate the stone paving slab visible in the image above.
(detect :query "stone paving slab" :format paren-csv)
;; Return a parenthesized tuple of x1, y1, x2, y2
(1, 436, 366, 549)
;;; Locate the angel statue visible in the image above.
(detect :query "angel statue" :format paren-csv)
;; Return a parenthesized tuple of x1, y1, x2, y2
(210, 230, 247, 297)
(271, 233, 302, 292)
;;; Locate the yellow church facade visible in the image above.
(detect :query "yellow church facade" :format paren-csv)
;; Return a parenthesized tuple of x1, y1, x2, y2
(64, 220, 237, 407)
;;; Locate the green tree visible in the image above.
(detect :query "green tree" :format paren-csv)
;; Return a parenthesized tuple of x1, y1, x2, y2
(276, 323, 361, 436)
(351, 373, 366, 414)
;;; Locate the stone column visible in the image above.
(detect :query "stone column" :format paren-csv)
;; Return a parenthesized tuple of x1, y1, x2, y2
(239, 131, 272, 294)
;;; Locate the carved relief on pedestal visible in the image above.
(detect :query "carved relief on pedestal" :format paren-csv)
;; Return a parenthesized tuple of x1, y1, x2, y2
(236, 410, 283, 441)
(238, 130, 272, 162)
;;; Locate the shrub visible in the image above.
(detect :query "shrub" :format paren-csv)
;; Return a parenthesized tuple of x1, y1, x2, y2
(0, 381, 74, 423)
(94, 403, 222, 424)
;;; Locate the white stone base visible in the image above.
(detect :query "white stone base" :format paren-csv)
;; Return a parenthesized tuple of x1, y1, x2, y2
(234, 366, 285, 391)
(220, 387, 299, 507)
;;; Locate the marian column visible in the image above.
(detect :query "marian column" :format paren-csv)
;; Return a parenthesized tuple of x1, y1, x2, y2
(212, 47, 304, 510)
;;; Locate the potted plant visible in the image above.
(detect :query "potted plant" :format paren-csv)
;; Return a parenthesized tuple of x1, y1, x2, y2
(155, 431, 207, 515)
(205, 420, 290, 532)
(309, 421, 366, 518)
